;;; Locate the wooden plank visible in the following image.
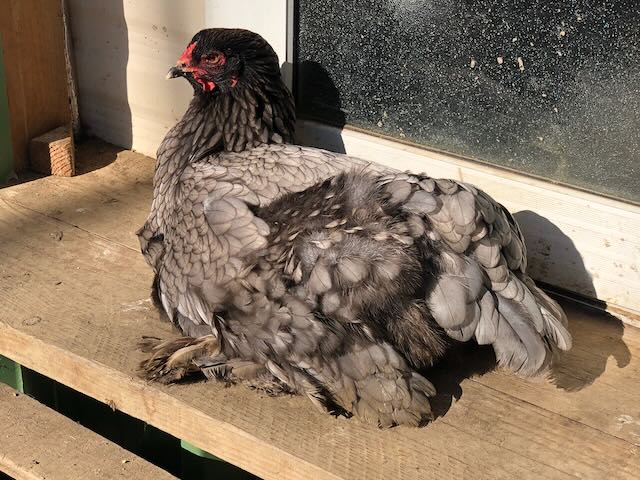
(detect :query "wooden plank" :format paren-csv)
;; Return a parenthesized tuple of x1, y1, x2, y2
(0, 38, 13, 182)
(0, 383, 176, 480)
(298, 120, 640, 318)
(0, 141, 153, 250)
(0, 148, 639, 479)
(61, 0, 81, 138)
(474, 312, 640, 446)
(0, 0, 72, 172)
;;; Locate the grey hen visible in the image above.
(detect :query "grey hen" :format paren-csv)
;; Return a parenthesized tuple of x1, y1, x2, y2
(138, 28, 572, 427)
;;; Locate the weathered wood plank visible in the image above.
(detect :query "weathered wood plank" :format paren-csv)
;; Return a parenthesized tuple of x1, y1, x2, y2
(0, 141, 153, 250)
(2, 143, 639, 442)
(0, 144, 639, 479)
(0, 383, 176, 480)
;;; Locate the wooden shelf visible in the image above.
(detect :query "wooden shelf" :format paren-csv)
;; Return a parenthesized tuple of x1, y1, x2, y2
(0, 140, 639, 480)
(0, 383, 176, 479)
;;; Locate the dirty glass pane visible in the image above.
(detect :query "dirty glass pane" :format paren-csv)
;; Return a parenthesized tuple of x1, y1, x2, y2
(295, 0, 640, 203)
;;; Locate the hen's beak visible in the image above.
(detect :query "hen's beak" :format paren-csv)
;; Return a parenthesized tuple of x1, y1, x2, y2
(166, 66, 184, 80)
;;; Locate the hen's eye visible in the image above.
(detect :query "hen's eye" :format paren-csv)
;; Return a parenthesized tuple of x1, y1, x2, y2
(202, 52, 225, 65)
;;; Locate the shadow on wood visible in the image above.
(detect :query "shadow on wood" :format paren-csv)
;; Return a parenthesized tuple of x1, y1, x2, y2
(418, 210, 633, 419)
(514, 210, 632, 391)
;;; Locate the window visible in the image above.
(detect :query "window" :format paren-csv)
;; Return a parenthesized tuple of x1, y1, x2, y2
(295, 0, 640, 203)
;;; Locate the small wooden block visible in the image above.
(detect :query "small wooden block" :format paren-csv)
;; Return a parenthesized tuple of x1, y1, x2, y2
(29, 126, 75, 177)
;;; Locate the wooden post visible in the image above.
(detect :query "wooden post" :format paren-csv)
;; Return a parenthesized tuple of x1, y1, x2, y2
(0, 36, 13, 183)
(0, 0, 74, 175)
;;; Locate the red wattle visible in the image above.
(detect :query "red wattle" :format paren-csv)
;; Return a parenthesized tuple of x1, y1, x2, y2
(196, 77, 216, 91)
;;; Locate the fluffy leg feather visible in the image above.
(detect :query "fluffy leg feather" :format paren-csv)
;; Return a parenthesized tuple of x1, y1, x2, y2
(139, 335, 221, 383)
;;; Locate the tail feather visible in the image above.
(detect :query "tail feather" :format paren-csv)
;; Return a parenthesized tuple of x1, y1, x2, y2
(522, 276, 572, 351)
(428, 249, 570, 375)
(381, 171, 572, 377)
(494, 294, 548, 375)
(491, 276, 572, 375)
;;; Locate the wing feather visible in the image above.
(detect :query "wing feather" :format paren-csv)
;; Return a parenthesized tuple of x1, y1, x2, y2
(379, 172, 572, 375)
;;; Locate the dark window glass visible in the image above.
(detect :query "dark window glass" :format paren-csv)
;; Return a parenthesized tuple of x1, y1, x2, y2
(295, 0, 640, 204)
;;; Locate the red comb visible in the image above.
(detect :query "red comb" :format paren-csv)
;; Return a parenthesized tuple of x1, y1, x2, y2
(178, 42, 197, 65)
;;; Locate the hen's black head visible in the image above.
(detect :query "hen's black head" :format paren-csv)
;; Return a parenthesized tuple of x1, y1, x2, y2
(167, 28, 281, 95)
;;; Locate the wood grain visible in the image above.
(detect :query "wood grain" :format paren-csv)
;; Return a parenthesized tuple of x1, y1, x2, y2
(0, 143, 639, 479)
(0, 383, 177, 479)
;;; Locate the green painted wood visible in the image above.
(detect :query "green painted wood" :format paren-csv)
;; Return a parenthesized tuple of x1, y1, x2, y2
(180, 440, 222, 461)
(0, 34, 13, 183)
(180, 440, 256, 480)
(0, 355, 23, 392)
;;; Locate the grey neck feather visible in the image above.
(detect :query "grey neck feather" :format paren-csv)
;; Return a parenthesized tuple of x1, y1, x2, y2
(153, 79, 295, 198)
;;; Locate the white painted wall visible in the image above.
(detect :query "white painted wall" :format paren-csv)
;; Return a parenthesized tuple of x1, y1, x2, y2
(68, 0, 286, 157)
(204, 0, 287, 64)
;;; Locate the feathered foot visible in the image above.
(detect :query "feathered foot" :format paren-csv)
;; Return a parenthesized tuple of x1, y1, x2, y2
(296, 341, 437, 428)
(139, 335, 221, 383)
(350, 372, 436, 428)
(197, 358, 295, 396)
